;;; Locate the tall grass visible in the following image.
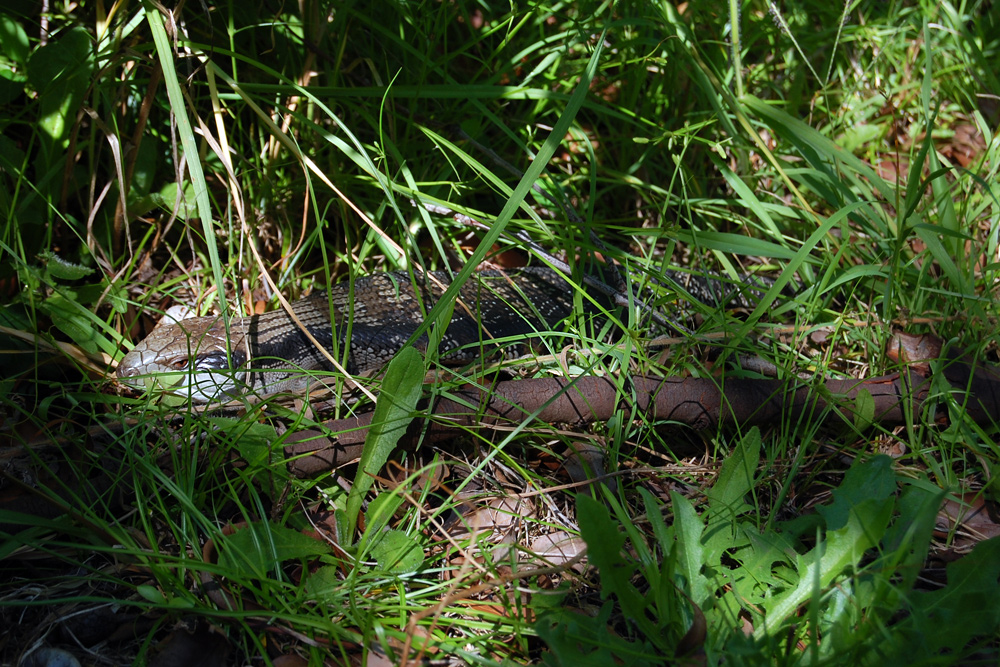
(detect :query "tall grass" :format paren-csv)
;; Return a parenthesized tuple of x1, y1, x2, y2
(1, 0, 999, 663)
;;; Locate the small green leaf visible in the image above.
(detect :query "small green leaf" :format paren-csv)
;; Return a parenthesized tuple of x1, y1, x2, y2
(164, 595, 195, 609)
(208, 417, 278, 468)
(369, 529, 423, 573)
(74, 283, 109, 306)
(136, 585, 166, 604)
(39, 251, 94, 281)
(706, 427, 761, 518)
(154, 180, 198, 219)
(902, 536, 1000, 654)
(106, 281, 129, 314)
(218, 521, 329, 577)
(815, 455, 895, 531)
(852, 388, 875, 430)
(27, 26, 94, 145)
(0, 14, 29, 64)
(305, 565, 344, 600)
(364, 492, 405, 537)
(41, 293, 100, 354)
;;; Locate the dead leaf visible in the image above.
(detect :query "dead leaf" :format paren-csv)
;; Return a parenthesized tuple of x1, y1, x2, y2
(936, 493, 1000, 547)
(529, 531, 587, 570)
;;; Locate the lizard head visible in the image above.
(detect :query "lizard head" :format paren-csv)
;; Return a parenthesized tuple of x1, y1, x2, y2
(117, 315, 249, 402)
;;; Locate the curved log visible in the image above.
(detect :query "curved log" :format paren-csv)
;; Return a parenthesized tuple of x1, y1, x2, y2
(284, 369, 943, 476)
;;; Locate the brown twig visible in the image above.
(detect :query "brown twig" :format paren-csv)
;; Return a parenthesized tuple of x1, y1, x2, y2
(283, 348, 1000, 476)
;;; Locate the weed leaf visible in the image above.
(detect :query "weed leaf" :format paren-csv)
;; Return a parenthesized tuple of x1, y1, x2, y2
(899, 536, 1000, 654)
(815, 455, 895, 531)
(370, 529, 423, 573)
(703, 427, 761, 560)
(346, 346, 424, 539)
(758, 478, 895, 638)
(218, 522, 330, 578)
(670, 490, 709, 606)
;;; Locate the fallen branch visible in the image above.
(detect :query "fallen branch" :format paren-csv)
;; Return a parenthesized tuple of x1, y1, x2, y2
(285, 343, 1000, 476)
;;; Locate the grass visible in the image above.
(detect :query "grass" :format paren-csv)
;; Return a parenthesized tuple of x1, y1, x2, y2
(1, 0, 1000, 663)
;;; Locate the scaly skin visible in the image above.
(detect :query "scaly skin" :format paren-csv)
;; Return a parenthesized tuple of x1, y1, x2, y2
(116, 267, 579, 401)
(116, 265, 773, 401)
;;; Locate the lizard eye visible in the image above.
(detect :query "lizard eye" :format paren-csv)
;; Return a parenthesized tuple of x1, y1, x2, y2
(169, 358, 190, 371)
(195, 353, 232, 371)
